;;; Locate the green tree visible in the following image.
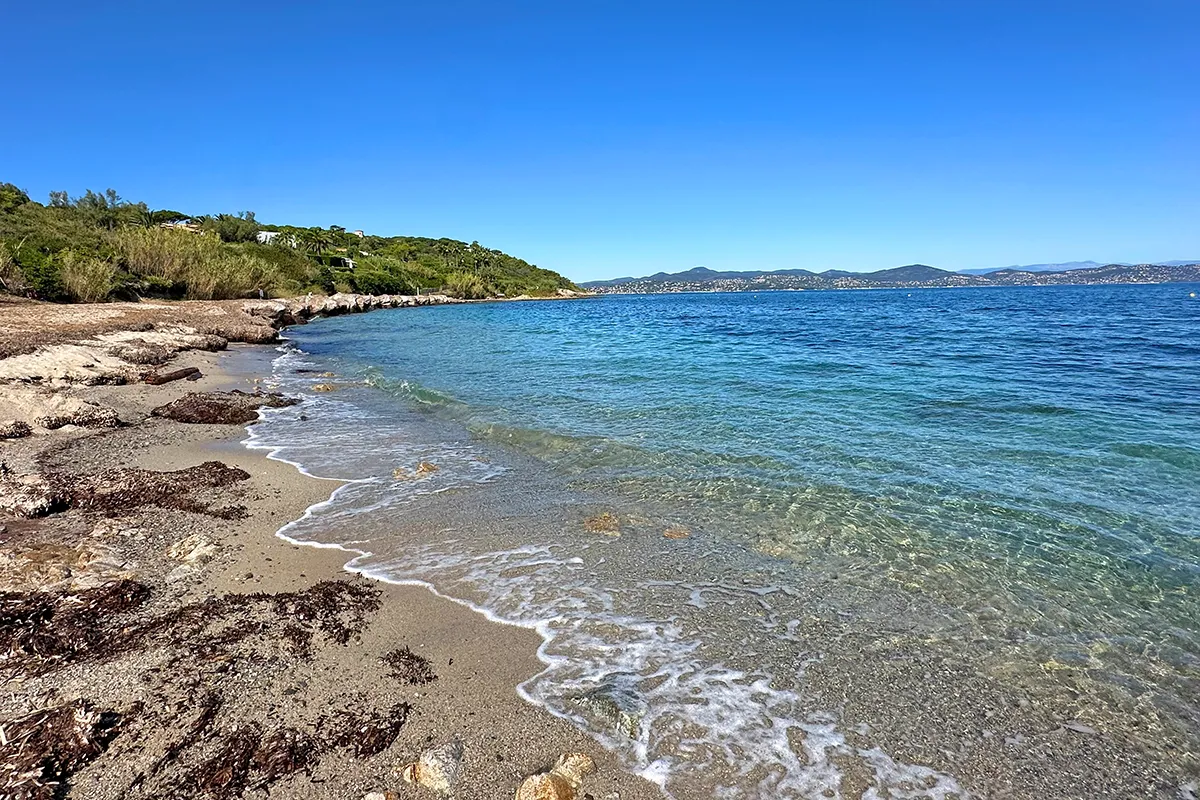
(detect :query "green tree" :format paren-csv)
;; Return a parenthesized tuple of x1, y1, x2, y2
(0, 183, 30, 213)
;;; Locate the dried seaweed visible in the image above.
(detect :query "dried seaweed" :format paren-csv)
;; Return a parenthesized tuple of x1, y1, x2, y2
(251, 727, 317, 782)
(323, 703, 411, 757)
(0, 701, 121, 800)
(1, 462, 251, 521)
(49, 461, 250, 519)
(0, 580, 380, 677)
(151, 391, 298, 425)
(0, 580, 150, 672)
(382, 645, 437, 685)
(187, 724, 261, 797)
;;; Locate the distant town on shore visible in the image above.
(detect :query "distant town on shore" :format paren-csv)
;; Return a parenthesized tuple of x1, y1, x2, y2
(581, 261, 1200, 294)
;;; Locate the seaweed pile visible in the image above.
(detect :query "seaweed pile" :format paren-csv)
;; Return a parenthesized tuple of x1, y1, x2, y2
(151, 391, 298, 426)
(0, 461, 250, 520)
(0, 577, 420, 798)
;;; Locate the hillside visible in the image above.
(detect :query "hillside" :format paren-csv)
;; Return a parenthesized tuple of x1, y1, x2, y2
(582, 262, 1200, 293)
(0, 182, 575, 302)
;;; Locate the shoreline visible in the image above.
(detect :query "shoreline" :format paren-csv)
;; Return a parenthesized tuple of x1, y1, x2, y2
(0, 295, 658, 799)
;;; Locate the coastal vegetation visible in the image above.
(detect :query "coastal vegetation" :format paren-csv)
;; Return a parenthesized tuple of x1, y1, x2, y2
(0, 182, 576, 302)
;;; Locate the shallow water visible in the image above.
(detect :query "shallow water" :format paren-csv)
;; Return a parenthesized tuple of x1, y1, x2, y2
(245, 285, 1200, 798)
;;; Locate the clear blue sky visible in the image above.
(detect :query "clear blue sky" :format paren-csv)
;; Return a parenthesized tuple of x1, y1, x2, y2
(3, 2, 1197, 281)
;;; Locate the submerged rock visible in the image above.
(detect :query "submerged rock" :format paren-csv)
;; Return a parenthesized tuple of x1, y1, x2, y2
(566, 674, 645, 739)
(583, 512, 621, 536)
(151, 390, 298, 425)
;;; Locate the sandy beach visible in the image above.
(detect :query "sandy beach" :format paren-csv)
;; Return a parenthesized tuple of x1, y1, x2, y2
(0, 296, 658, 800)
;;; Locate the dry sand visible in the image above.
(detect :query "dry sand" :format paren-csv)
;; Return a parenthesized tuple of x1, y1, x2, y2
(0, 299, 659, 800)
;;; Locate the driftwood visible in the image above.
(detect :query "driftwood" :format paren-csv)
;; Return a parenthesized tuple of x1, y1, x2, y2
(145, 367, 202, 385)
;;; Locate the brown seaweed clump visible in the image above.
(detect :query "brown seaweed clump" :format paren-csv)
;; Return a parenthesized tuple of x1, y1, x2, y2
(323, 703, 411, 757)
(179, 723, 317, 798)
(0, 461, 251, 520)
(0, 579, 151, 673)
(0, 701, 122, 800)
(381, 645, 437, 685)
(150, 391, 298, 425)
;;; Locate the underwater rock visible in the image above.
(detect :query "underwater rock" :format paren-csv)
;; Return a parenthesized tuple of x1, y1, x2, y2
(566, 674, 645, 739)
(311, 383, 336, 393)
(663, 524, 691, 540)
(583, 512, 621, 536)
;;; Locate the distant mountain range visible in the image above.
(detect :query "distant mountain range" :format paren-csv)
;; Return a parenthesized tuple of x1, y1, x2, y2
(958, 260, 1200, 275)
(580, 262, 1200, 293)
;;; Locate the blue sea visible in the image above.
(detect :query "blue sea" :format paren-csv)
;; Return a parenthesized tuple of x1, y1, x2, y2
(245, 284, 1200, 798)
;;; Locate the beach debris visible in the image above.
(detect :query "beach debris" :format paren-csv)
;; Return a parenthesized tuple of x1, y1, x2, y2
(1, 461, 249, 520)
(0, 420, 31, 439)
(0, 701, 122, 800)
(0, 579, 151, 674)
(566, 675, 645, 739)
(364, 793, 400, 800)
(515, 752, 597, 800)
(180, 722, 317, 796)
(326, 703, 411, 757)
(312, 383, 336, 392)
(583, 512, 621, 536)
(0, 385, 121, 432)
(144, 366, 202, 385)
(1062, 721, 1099, 735)
(382, 645, 437, 685)
(35, 401, 122, 430)
(400, 739, 464, 796)
(167, 533, 218, 565)
(663, 524, 691, 540)
(0, 467, 64, 518)
(151, 390, 298, 425)
(0, 577, 380, 677)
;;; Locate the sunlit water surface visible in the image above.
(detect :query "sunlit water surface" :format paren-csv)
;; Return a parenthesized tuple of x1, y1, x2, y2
(244, 286, 1200, 798)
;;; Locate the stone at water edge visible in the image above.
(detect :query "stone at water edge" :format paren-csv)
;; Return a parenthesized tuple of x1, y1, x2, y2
(515, 753, 598, 800)
(399, 739, 464, 797)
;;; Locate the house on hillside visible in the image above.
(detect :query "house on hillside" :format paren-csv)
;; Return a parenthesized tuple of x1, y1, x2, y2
(159, 220, 202, 234)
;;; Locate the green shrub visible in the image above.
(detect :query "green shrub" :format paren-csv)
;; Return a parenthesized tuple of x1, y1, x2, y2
(58, 249, 116, 302)
(444, 270, 491, 299)
(0, 242, 29, 294)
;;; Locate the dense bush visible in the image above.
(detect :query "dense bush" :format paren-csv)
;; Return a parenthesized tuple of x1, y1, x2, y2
(0, 182, 578, 302)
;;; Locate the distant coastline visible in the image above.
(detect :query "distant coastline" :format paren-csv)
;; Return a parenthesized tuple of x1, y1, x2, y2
(582, 262, 1200, 294)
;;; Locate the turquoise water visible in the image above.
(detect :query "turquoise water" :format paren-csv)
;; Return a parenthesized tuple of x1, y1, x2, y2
(251, 285, 1200, 798)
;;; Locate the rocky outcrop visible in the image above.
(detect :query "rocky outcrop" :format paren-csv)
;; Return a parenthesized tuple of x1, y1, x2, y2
(151, 391, 298, 425)
(239, 292, 462, 329)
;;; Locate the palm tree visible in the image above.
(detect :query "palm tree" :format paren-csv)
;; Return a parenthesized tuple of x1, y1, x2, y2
(297, 228, 334, 255)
